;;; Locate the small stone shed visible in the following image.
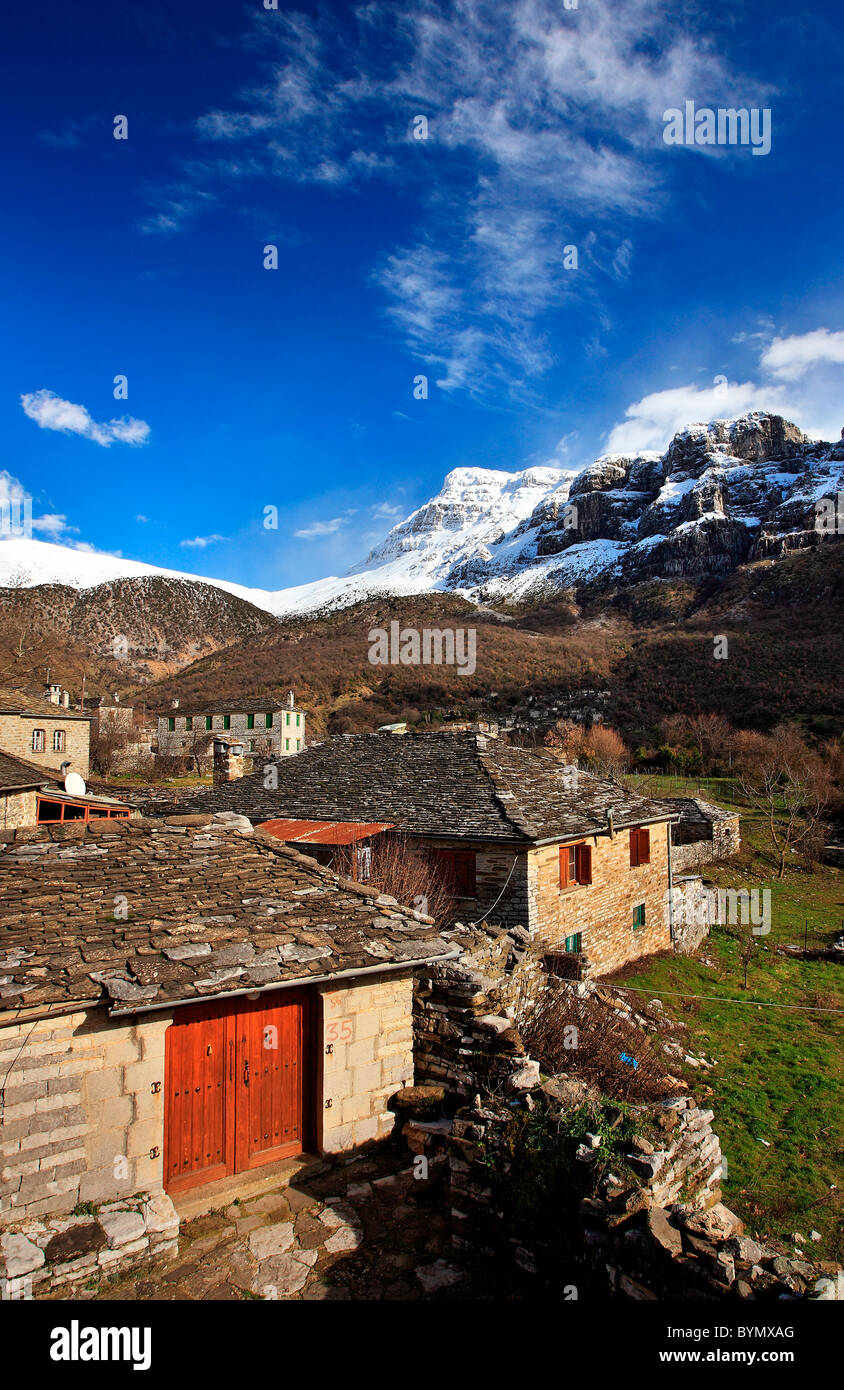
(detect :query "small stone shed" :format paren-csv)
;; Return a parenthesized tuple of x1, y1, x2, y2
(0, 812, 456, 1229)
(658, 797, 741, 873)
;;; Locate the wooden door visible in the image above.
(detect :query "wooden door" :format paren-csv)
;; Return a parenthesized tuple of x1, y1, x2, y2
(234, 991, 305, 1172)
(164, 1001, 230, 1192)
(164, 991, 308, 1194)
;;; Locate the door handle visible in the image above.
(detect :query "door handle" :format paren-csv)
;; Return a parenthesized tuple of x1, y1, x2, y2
(243, 1057, 250, 1086)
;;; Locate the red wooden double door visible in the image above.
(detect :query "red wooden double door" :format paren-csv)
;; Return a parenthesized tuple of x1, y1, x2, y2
(164, 990, 310, 1193)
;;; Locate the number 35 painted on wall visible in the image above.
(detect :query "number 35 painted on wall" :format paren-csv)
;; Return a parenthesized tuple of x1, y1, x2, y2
(325, 1019, 353, 1043)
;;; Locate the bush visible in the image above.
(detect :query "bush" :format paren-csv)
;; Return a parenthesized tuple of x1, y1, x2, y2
(519, 980, 673, 1103)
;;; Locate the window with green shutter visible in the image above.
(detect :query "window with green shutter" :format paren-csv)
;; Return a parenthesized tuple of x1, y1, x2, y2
(265, 713, 272, 728)
(167, 717, 175, 732)
(285, 738, 290, 751)
(223, 714, 231, 730)
(564, 933, 581, 953)
(205, 715, 212, 731)
(247, 714, 255, 729)
(285, 712, 290, 726)
(633, 903, 646, 930)
(296, 713, 300, 726)
(185, 716, 193, 731)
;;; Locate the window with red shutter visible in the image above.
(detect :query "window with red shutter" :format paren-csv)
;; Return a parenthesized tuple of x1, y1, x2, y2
(575, 843, 592, 885)
(431, 848, 477, 896)
(630, 828, 651, 867)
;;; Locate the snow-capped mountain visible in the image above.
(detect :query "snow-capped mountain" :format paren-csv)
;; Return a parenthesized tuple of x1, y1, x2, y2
(2, 413, 842, 617)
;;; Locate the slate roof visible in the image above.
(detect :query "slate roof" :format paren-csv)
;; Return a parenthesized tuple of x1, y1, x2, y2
(156, 698, 302, 716)
(0, 687, 90, 721)
(0, 750, 50, 792)
(150, 732, 673, 844)
(655, 796, 738, 826)
(0, 813, 457, 1019)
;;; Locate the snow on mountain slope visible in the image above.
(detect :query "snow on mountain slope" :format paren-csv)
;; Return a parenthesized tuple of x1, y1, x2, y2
(2, 414, 843, 618)
(0, 537, 285, 613)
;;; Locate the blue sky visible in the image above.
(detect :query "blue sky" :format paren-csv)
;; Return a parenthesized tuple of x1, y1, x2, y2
(2, 0, 844, 590)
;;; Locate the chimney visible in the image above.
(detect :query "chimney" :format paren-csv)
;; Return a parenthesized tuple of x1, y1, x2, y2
(172, 699, 180, 710)
(62, 690, 69, 708)
(213, 737, 245, 787)
(286, 690, 295, 708)
(113, 693, 120, 704)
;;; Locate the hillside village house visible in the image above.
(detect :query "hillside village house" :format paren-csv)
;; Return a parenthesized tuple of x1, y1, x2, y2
(0, 813, 455, 1231)
(161, 731, 677, 979)
(0, 750, 138, 830)
(156, 692, 306, 770)
(0, 687, 91, 776)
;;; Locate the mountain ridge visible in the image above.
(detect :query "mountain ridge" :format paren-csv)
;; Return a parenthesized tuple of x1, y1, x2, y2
(1, 412, 843, 618)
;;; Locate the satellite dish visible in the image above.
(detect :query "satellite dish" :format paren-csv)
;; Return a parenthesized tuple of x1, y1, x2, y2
(64, 772, 87, 797)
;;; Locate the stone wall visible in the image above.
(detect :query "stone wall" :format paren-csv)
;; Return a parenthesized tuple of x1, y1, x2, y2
(315, 971, 416, 1154)
(0, 1007, 171, 1226)
(671, 813, 741, 874)
(413, 922, 543, 1097)
(0, 1192, 179, 1300)
(0, 787, 37, 832)
(670, 875, 715, 956)
(448, 1091, 840, 1300)
(0, 713, 90, 775)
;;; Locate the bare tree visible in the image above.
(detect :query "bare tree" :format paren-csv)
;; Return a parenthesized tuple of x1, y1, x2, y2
(737, 726, 831, 879)
(0, 573, 52, 682)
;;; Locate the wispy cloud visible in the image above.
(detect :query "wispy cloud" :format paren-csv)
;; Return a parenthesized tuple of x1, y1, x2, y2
(20, 390, 151, 447)
(294, 517, 344, 539)
(137, 184, 217, 236)
(145, 0, 764, 396)
(179, 534, 226, 549)
(372, 502, 404, 521)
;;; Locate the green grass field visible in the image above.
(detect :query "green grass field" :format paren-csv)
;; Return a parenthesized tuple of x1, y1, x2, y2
(618, 775, 844, 1257)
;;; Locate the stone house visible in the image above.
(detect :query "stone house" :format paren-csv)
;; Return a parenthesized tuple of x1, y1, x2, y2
(0, 749, 137, 831)
(0, 813, 455, 1228)
(0, 687, 91, 776)
(155, 692, 306, 770)
(658, 797, 741, 873)
(157, 732, 677, 979)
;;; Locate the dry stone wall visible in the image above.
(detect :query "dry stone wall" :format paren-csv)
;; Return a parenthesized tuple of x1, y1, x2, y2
(0, 1192, 178, 1300)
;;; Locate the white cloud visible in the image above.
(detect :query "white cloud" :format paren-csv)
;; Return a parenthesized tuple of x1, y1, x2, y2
(20, 390, 151, 448)
(606, 326, 844, 451)
(372, 502, 404, 521)
(294, 518, 344, 539)
(179, 534, 225, 549)
(181, 0, 763, 394)
(136, 514, 149, 523)
(760, 328, 844, 382)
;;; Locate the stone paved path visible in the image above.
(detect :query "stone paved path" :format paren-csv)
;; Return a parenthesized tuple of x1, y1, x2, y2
(53, 1151, 502, 1302)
